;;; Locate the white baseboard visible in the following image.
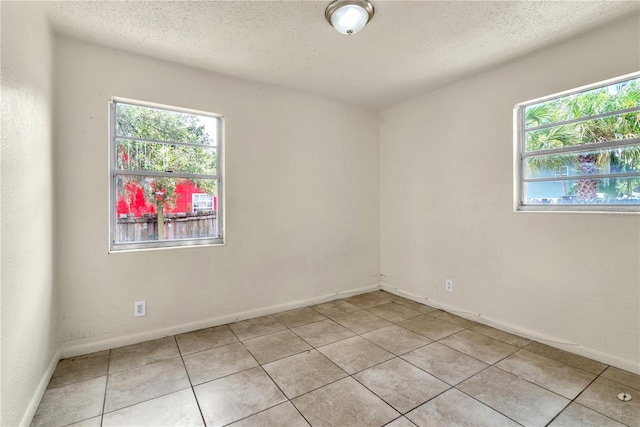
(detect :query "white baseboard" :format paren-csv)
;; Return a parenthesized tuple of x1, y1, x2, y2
(20, 349, 61, 427)
(380, 282, 640, 375)
(60, 283, 380, 359)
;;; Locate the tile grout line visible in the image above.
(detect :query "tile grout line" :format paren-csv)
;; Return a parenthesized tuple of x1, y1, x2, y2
(490, 357, 598, 402)
(522, 343, 611, 377)
(42, 292, 638, 427)
(269, 302, 404, 423)
(390, 315, 501, 417)
(104, 318, 601, 427)
(312, 297, 516, 422)
(85, 319, 500, 422)
(99, 340, 198, 419)
(357, 304, 580, 426)
(323, 301, 503, 423)
(442, 329, 626, 427)
(174, 335, 208, 427)
(448, 330, 573, 427)
(254, 357, 314, 426)
(452, 384, 525, 426)
(457, 347, 533, 426)
(541, 368, 628, 427)
(220, 306, 353, 426)
(99, 349, 111, 427)
(293, 302, 465, 422)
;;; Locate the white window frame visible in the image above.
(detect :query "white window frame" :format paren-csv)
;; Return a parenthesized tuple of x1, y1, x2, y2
(514, 72, 640, 213)
(109, 97, 224, 251)
(192, 193, 214, 213)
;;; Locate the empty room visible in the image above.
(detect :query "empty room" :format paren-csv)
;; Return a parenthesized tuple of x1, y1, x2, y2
(1, 1, 639, 426)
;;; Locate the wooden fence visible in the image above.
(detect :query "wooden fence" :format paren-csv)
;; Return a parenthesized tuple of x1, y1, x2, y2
(116, 212, 218, 242)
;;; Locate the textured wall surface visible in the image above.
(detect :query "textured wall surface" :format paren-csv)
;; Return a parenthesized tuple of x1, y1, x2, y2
(54, 37, 380, 355)
(380, 14, 640, 373)
(1, 3, 58, 426)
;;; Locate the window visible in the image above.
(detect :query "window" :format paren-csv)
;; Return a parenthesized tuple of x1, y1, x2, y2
(515, 74, 640, 212)
(192, 193, 214, 212)
(110, 99, 223, 250)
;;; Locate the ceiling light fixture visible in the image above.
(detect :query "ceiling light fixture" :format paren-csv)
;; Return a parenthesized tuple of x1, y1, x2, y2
(325, 0, 375, 36)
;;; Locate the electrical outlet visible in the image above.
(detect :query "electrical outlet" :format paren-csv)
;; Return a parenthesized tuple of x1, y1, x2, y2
(445, 279, 453, 293)
(134, 301, 146, 317)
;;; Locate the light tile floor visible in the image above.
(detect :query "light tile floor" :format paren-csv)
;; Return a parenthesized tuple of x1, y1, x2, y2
(31, 291, 640, 427)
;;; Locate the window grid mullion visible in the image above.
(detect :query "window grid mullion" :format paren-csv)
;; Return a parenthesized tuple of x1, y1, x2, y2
(518, 106, 526, 205)
(522, 136, 640, 158)
(115, 134, 218, 149)
(524, 106, 640, 132)
(523, 171, 640, 183)
(113, 170, 219, 180)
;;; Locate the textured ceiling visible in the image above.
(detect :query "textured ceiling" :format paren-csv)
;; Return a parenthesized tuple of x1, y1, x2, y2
(44, 1, 639, 111)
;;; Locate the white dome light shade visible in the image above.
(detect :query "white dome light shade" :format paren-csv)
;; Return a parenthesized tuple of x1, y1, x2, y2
(331, 5, 368, 35)
(325, 0, 374, 36)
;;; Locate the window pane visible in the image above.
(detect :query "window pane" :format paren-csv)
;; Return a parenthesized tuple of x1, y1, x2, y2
(115, 103, 218, 146)
(517, 75, 640, 211)
(116, 139, 217, 175)
(525, 78, 639, 128)
(115, 175, 219, 243)
(524, 112, 640, 152)
(523, 177, 640, 205)
(524, 145, 640, 178)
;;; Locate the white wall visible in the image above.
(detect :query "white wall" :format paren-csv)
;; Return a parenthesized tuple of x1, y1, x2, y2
(380, 14, 640, 373)
(1, 3, 58, 426)
(54, 37, 380, 355)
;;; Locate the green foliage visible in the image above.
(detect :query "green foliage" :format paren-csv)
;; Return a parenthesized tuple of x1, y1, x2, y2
(115, 103, 218, 208)
(116, 103, 212, 144)
(525, 80, 640, 150)
(524, 79, 640, 200)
